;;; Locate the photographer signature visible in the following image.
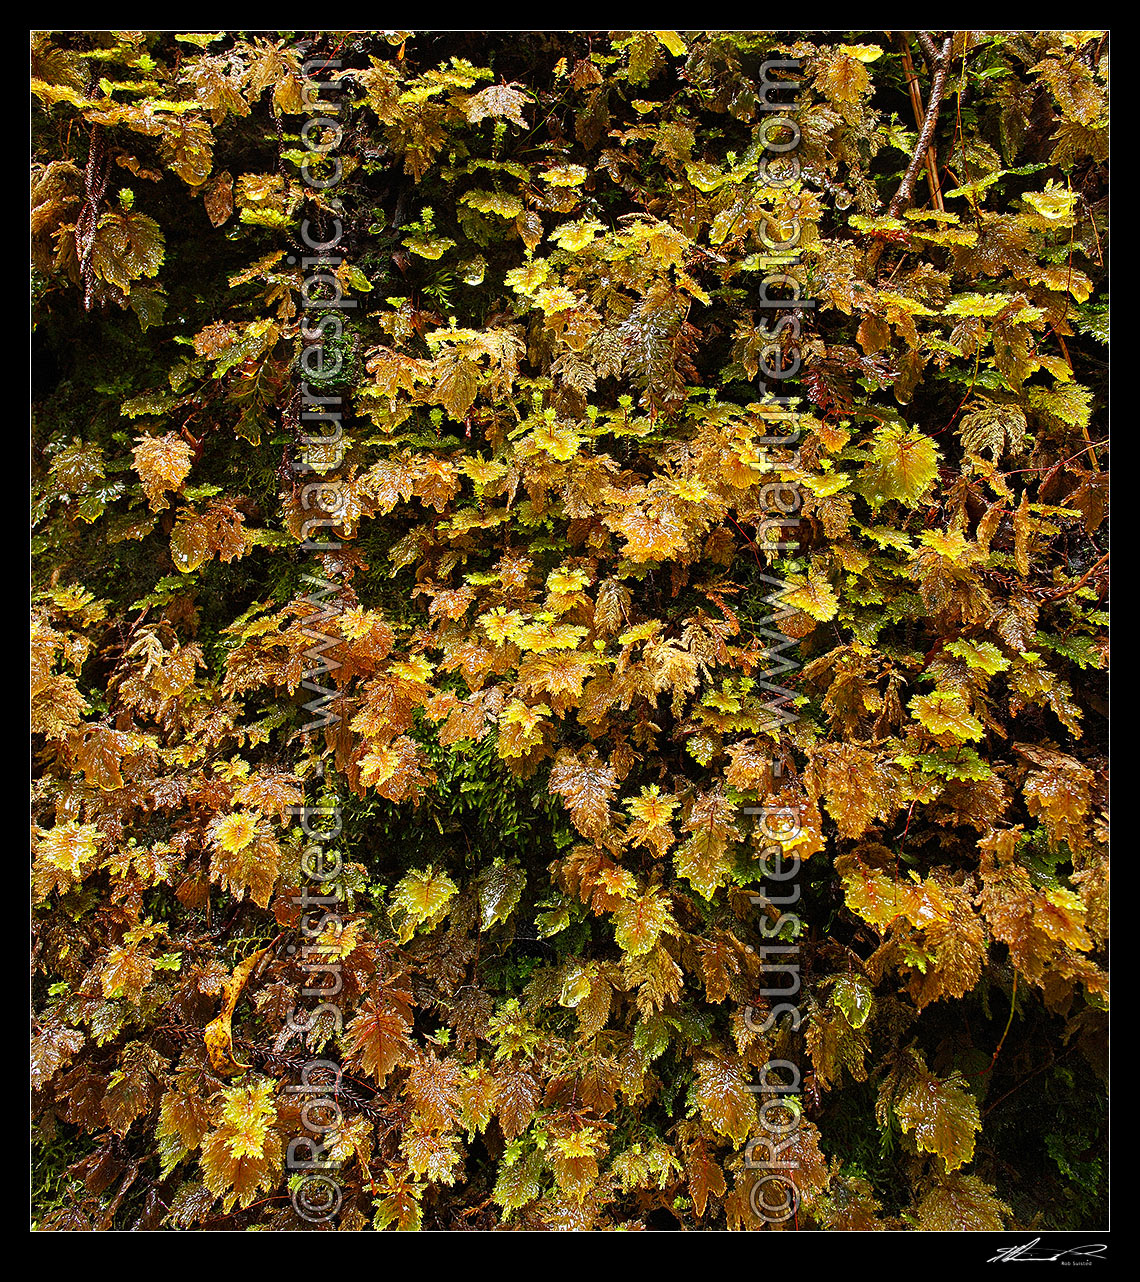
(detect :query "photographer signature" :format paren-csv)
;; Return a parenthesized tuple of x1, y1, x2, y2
(988, 1239, 1106, 1263)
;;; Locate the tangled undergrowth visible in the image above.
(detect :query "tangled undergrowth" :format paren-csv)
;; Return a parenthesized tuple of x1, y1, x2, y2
(31, 30, 1107, 1231)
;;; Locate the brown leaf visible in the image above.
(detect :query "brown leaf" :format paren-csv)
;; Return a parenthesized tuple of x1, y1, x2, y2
(494, 1060, 541, 1140)
(549, 747, 617, 838)
(203, 170, 233, 226)
(343, 987, 415, 1085)
(203, 947, 270, 1076)
(693, 1056, 756, 1144)
(134, 432, 194, 511)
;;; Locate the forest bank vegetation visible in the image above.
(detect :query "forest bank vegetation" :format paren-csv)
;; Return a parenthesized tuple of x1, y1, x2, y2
(31, 29, 1107, 1231)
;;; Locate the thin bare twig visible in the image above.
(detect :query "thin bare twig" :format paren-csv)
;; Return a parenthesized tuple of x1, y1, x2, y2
(1041, 551, 1108, 601)
(889, 36, 953, 218)
(914, 31, 941, 70)
(898, 36, 945, 212)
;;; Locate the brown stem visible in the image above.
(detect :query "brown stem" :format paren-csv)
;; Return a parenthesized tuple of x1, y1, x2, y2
(1042, 551, 1108, 601)
(898, 36, 945, 212)
(889, 37, 952, 218)
(76, 125, 110, 312)
(983, 1045, 1076, 1119)
(914, 31, 941, 69)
